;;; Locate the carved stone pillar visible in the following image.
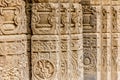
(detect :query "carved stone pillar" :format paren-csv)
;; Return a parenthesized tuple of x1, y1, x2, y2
(0, 0, 29, 80)
(90, 0, 120, 80)
(31, 0, 83, 80)
(82, 0, 97, 80)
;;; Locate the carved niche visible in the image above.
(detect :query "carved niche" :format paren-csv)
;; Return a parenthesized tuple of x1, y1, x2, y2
(83, 35, 97, 73)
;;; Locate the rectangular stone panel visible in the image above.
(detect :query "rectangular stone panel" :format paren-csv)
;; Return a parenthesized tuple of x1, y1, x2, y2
(0, 35, 29, 80)
(0, 35, 27, 55)
(32, 3, 82, 35)
(32, 3, 57, 35)
(59, 34, 83, 80)
(83, 6, 97, 33)
(31, 35, 59, 80)
(101, 33, 107, 80)
(59, 3, 82, 34)
(83, 34, 97, 80)
(0, 0, 27, 35)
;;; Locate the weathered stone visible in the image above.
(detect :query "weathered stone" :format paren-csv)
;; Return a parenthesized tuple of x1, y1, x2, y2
(0, 35, 29, 80)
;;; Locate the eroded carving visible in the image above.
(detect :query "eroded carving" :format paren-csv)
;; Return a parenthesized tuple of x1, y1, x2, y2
(0, 35, 29, 80)
(0, 0, 27, 35)
(102, 8, 107, 33)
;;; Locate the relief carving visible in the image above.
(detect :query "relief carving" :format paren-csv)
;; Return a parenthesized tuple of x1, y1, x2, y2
(111, 34, 118, 80)
(33, 60, 54, 79)
(101, 34, 107, 80)
(102, 8, 107, 33)
(111, 7, 117, 32)
(0, 35, 29, 80)
(0, 0, 27, 35)
(83, 6, 97, 33)
(32, 35, 58, 80)
(83, 35, 97, 73)
(32, 3, 58, 34)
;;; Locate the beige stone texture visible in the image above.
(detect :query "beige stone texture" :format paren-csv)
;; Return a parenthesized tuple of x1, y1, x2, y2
(0, 35, 29, 80)
(0, 0, 120, 80)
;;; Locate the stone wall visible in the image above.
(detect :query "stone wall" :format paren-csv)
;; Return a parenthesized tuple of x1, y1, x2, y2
(0, 0, 120, 80)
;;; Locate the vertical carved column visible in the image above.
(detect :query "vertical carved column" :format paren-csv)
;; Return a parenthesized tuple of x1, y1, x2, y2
(101, 7, 108, 80)
(96, 6, 101, 80)
(82, 0, 97, 80)
(117, 6, 120, 80)
(111, 6, 119, 80)
(31, 0, 83, 80)
(0, 0, 29, 80)
(31, 3, 59, 80)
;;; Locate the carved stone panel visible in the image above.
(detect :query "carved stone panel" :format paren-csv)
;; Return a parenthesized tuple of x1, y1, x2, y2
(32, 35, 58, 80)
(111, 33, 118, 80)
(111, 7, 118, 33)
(32, 3, 58, 35)
(82, 6, 97, 33)
(0, 35, 29, 80)
(0, 0, 27, 35)
(32, 3, 82, 35)
(83, 34, 97, 80)
(102, 8, 107, 33)
(59, 34, 82, 80)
